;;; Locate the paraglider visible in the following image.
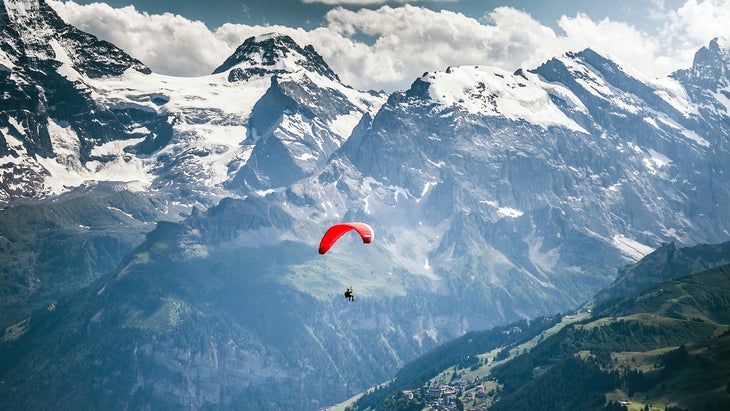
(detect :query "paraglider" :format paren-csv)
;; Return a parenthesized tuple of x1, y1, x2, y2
(318, 222, 374, 302)
(318, 222, 373, 255)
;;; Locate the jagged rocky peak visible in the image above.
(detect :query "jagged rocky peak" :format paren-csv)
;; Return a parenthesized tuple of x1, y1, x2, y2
(1, 0, 150, 77)
(531, 47, 622, 81)
(212, 32, 339, 82)
(672, 37, 730, 90)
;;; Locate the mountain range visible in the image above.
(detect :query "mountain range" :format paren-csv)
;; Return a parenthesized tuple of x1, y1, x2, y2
(1, 0, 730, 409)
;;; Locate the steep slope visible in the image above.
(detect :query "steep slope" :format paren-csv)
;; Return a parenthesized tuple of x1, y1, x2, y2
(221, 36, 384, 193)
(0, 197, 429, 410)
(357, 249, 730, 411)
(0, 186, 164, 329)
(285, 37, 730, 322)
(488, 264, 730, 411)
(0, 0, 152, 201)
(595, 240, 730, 303)
(532, 43, 730, 243)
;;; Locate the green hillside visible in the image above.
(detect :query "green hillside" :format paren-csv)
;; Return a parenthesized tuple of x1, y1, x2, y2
(489, 265, 730, 410)
(595, 241, 730, 304)
(358, 252, 730, 411)
(0, 189, 163, 328)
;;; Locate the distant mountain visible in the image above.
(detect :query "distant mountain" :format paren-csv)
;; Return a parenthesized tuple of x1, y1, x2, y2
(212, 33, 340, 82)
(595, 241, 730, 304)
(3, 0, 730, 409)
(354, 244, 730, 411)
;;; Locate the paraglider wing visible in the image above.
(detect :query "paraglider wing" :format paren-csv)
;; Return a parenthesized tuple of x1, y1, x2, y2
(318, 222, 374, 254)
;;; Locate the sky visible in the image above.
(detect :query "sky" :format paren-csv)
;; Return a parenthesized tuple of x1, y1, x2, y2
(48, 0, 730, 92)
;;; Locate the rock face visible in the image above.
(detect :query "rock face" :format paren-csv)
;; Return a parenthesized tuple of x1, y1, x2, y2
(1, 2, 384, 205)
(2, 1, 730, 409)
(212, 33, 340, 82)
(0, 0, 151, 200)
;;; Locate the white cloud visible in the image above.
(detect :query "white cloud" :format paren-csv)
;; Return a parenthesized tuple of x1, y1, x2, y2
(49, 1, 233, 77)
(301, 0, 453, 4)
(556, 13, 669, 76)
(661, 0, 730, 49)
(49, 1, 729, 91)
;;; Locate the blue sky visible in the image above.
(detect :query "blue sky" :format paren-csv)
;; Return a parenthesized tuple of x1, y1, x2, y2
(50, 0, 730, 91)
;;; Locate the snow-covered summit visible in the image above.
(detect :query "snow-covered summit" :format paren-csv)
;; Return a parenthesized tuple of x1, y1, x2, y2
(0, 7, 383, 206)
(212, 33, 339, 83)
(1, 0, 149, 77)
(672, 36, 730, 92)
(414, 65, 587, 132)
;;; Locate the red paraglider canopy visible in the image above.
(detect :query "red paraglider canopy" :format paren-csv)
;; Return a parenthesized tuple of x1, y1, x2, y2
(318, 222, 374, 254)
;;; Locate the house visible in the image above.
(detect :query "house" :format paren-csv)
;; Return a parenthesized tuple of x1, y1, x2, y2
(427, 388, 442, 399)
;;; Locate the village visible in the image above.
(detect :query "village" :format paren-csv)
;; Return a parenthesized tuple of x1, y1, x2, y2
(400, 376, 500, 411)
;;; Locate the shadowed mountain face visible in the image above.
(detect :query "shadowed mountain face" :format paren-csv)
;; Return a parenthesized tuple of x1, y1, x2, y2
(0, 187, 164, 329)
(2, 1, 730, 409)
(595, 241, 730, 304)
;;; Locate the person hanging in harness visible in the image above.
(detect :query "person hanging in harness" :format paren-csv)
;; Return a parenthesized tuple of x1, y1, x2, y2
(344, 287, 354, 301)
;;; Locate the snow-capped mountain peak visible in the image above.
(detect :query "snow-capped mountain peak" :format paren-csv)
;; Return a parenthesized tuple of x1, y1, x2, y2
(672, 36, 730, 93)
(414, 65, 587, 132)
(1, 0, 149, 77)
(1, 4, 383, 207)
(212, 33, 339, 83)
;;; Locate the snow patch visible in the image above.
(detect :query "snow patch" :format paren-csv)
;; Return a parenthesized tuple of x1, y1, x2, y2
(612, 234, 653, 261)
(420, 181, 438, 198)
(7, 116, 25, 135)
(646, 148, 671, 168)
(48, 39, 82, 82)
(33, 119, 153, 195)
(0, 48, 14, 72)
(713, 87, 730, 115)
(481, 200, 523, 219)
(654, 115, 709, 146)
(497, 207, 524, 218)
(327, 111, 361, 139)
(681, 129, 710, 147)
(91, 137, 146, 157)
(425, 66, 588, 133)
(650, 77, 698, 117)
(561, 57, 613, 98)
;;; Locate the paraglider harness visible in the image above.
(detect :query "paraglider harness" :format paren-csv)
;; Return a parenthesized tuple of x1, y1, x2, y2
(344, 287, 354, 301)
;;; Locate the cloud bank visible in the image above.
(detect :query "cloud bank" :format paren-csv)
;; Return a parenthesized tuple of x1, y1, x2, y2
(49, 0, 730, 92)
